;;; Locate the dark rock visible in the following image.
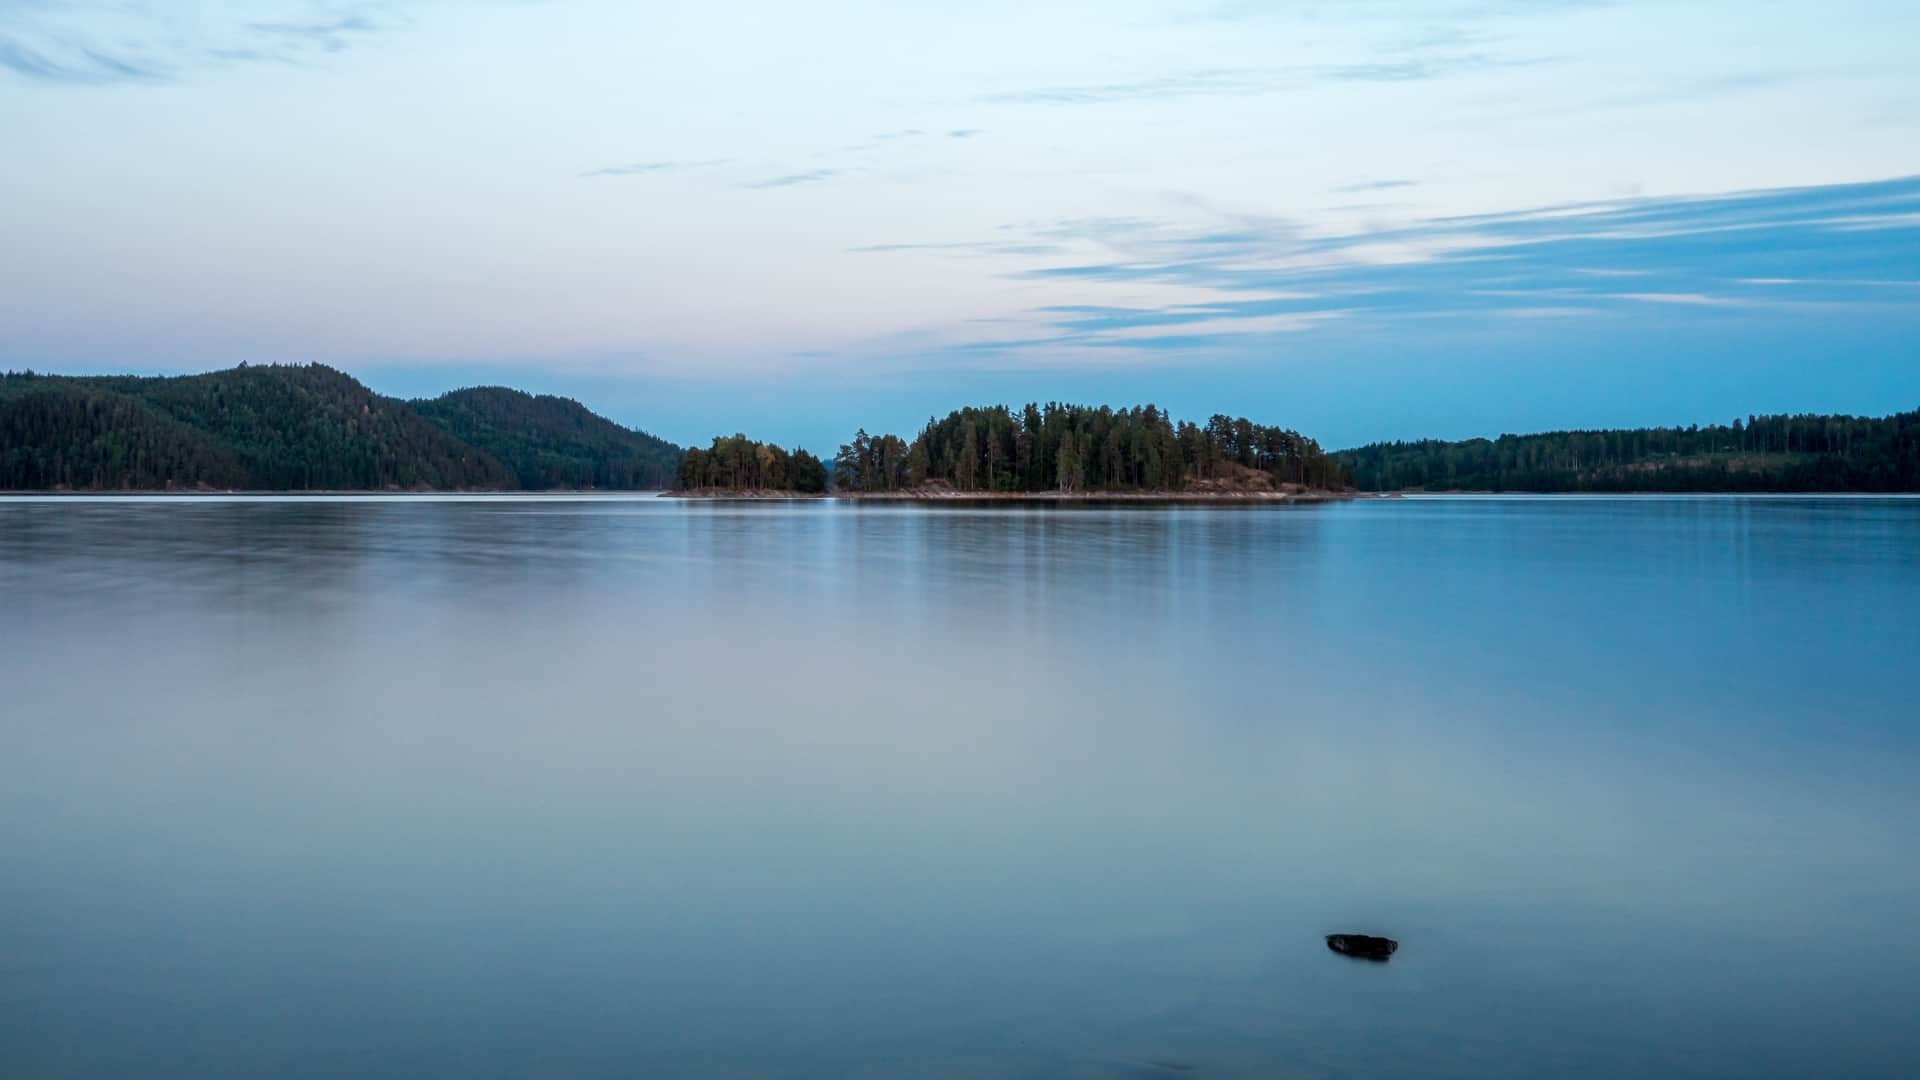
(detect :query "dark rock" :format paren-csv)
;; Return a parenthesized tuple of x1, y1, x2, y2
(1325, 933, 1398, 961)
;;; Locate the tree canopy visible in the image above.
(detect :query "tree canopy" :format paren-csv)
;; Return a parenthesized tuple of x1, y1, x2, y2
(1336, 411, 1920, 492)
(830, 404, 1352, 493)
(412, 386, 680, 490)
(677, 434, 828, 493)
(1, 365, 680, 491)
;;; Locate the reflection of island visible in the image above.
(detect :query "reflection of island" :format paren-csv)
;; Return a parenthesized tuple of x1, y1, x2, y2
(674, 405, 1355, 498)
(1326, 933, 1400, 962)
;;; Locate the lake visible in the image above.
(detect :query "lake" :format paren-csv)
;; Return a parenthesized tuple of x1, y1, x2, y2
(3, 494, 1918, 1078)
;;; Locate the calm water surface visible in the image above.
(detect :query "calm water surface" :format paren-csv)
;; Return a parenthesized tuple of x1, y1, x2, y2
(3, 495, 1918, 1078)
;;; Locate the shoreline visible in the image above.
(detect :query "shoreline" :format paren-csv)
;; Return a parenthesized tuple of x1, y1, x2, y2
(665, 486, 1364, 503)
(8, 488, 1914, 499)
(0, 489, 617, 497)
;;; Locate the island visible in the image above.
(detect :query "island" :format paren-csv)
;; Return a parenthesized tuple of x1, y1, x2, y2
(671, 404, 1354, 500)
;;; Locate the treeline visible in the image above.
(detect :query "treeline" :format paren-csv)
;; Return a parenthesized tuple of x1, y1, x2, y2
(33, 362, 1910, 497)
(1337, 411, 1920, 492)
(828, 404, 1352, 493)
(0, 379, 258, 490)
(2, 365, 511, 490)
(1, 365, 681, 491)
(678, 435, 828, 493)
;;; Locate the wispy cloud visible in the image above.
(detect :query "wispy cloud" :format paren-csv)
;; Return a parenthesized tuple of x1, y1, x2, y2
(581, 159, 729, 178)
(605, 124, 967, 191)
(1334, 179, 1418, 194)
(852, 175, 1920, 363)
(744, 168, 842, 190)
(1178, 0, 1614, 25)
(983, 68, 1267, 105)
(981, 68, 1279, 105)
(847, 241, 987, 255)
(1321, 53, 1525, 82)
(0, 2, 405, 85)
(1738, 277, 1920, 288)
(0, 33, 164, 84)
(1610, 292, 1756, 308)
(1554, 70, 1811, 114)
(1487, 306, 1596, 319)
(845, 239, 1070, 257)
(838, 129, 924, 153)
(247, 13, 383, 53)
(981, 53, 1536, 106)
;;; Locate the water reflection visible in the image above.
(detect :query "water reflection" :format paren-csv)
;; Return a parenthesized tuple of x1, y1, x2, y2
(2, 495, 1917, 1078)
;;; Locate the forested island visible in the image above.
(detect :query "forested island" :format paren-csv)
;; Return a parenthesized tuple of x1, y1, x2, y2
(1, 365, 679, 491)
(675, 404, 1352, 498)
(1337, 411, 1920, 493)
(677, 434, 830, 494)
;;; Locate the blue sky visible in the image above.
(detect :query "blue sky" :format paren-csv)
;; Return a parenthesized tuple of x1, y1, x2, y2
(2, 0, 1916, 451)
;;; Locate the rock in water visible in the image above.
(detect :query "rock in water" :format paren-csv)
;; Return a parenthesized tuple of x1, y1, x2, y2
(1326, 933, 1398, 961)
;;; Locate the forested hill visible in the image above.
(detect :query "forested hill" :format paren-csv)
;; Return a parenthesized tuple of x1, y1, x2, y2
(412, 387, 681, 490)
(1337, 411, 1920, 492)
(0, 365, 680, 491)
(1, 365, 512, 490)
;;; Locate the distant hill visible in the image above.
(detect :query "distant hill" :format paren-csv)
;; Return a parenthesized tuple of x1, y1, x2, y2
(1337, 411, 1920, 492)
(411, 386, 680, 491)
(0, 364, 681, 491)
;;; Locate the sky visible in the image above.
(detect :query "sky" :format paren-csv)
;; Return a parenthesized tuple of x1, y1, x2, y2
(2, 0, 1917, 452)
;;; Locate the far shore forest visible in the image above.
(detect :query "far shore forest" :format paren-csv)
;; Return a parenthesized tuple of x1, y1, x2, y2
(3, 364, 1917, 494)
(1339, 412, 1920, 493)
